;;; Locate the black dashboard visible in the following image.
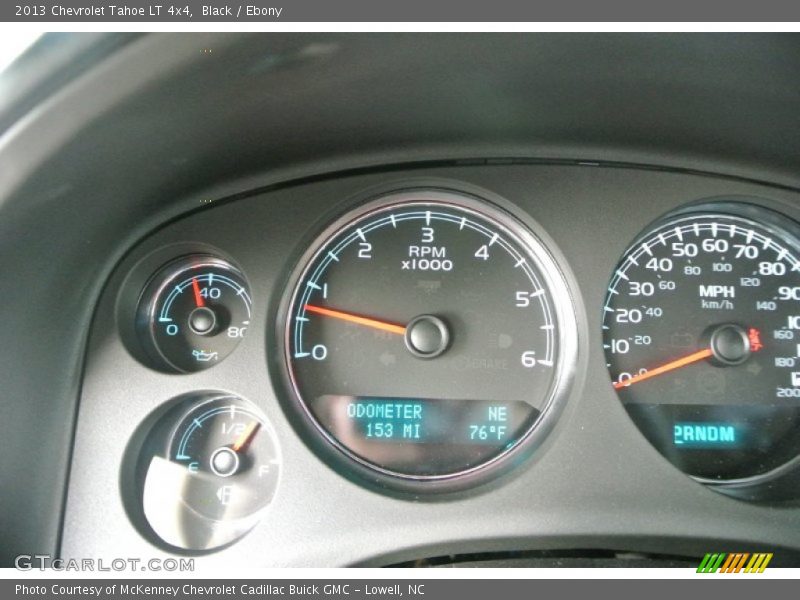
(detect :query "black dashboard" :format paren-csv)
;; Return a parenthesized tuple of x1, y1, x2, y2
(3, 33, 800, 567)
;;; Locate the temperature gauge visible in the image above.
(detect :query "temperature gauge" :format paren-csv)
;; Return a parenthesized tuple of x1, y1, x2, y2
(136, 255, 251, 372)
(138, 393, 280, 551)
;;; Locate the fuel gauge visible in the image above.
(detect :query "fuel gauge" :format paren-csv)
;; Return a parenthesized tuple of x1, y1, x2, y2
(139, 393, 280, 551)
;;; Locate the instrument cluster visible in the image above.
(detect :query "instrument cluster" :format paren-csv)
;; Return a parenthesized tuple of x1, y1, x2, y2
(74, 173, 800, 556)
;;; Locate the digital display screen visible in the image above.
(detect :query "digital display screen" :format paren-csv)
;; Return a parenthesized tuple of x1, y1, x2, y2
(673, 422, 743, 448)
(626, 403, 800, 480)
(344, 398, 517, 444)
(312, 395, 537, 475)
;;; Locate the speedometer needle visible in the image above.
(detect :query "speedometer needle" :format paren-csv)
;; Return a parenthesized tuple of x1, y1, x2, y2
(614, 348, 713, 390)
(304, 304, 406, 335)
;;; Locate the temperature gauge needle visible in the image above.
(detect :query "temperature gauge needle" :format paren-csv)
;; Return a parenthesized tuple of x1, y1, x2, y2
(614, 348, 713, 390)
(304, 304, 406, 335)
(191, 277, 205, 307)
(232, 420, 261, 453)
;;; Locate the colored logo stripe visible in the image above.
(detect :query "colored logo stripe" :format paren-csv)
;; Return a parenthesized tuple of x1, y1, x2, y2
(745, 553, 773, 573)
(720, 553, 749, 573)
(697, 553, 726, 573)
(697, 552, 773, 573)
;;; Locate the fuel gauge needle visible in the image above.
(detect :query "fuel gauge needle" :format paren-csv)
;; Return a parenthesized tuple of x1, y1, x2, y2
(232, 421, 261, 453)
(613, 348, 713, 390)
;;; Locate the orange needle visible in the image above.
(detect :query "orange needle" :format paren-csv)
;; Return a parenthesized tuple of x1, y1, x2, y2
(614, 348, 714, 390)
(232, 421, 260, 453)
(191, 277, 205, 307)
(304, 304, 406, 335)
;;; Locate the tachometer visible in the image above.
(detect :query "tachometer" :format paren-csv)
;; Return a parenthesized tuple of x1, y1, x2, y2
(281, 189, 576, 488)
(603, 203, 800, 486)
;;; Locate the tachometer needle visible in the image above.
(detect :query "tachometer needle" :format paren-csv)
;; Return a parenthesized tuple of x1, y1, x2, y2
(232, 420, 261, 453)
(191, 277, 205, 307)
(304, 304, 406, 335)
(614, 348, 713, 390)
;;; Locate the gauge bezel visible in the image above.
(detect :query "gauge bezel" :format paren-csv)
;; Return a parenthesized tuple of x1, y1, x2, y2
(132, 391, 281, 552)
(136, 255, 252, 373)
(277, 188, 579, 492)
(602, 199, 800, 499)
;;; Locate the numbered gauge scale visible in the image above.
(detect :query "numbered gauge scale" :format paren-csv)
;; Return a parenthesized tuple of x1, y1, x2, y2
(281, 189, 577, 488)
(138, 393, 280, 551)
(603, 203, 800, 486)
(136, 255, 251, 372)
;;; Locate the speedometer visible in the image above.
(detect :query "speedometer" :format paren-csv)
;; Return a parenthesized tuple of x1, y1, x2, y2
(280, 189, 576, 489)
(603, 202, 800, 487)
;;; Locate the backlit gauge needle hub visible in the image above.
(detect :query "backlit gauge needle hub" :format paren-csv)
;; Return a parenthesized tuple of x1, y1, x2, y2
(210, 421, 260, 477)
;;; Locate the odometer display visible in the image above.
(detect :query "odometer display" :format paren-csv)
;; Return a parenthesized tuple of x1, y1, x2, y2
(283, 190, 575, 483)
(604, 205, 800, 482)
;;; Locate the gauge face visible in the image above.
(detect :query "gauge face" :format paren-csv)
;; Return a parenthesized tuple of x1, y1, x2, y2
(137, 256, 251, 372)
(140, 393, 280, 551)
(283, 190, 575, 483)
(603, 205, 800, 482)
